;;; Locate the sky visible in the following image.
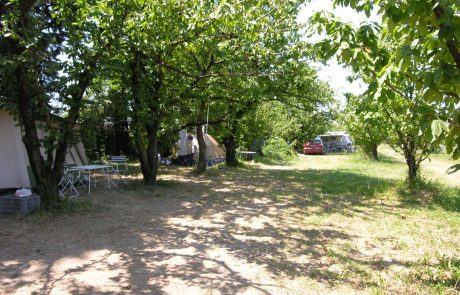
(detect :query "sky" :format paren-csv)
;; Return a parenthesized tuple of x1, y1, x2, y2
(297, 0, 380, 103)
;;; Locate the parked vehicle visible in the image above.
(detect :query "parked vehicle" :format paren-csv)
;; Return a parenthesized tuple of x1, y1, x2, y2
(319, 132, 354, 153)
(303, 139, 325, 155)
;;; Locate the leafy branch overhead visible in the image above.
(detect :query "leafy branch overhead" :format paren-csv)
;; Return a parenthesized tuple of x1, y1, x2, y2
(309, 0, 460, 179)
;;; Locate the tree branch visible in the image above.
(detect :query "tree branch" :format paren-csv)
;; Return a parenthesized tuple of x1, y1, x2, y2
(432, 1, 460, 70)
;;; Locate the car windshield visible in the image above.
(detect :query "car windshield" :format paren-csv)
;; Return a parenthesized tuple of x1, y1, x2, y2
(308, 140, 322, 144)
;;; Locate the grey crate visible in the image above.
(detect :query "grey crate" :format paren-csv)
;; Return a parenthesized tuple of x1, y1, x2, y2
(0, 194, 40, 214)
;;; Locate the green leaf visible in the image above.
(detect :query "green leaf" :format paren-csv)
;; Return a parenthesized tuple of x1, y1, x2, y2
(423, 88, 442, 102)
(431, 119, 449, 141)
(401, 45, 412, 57)
(447, 164, 460, 175)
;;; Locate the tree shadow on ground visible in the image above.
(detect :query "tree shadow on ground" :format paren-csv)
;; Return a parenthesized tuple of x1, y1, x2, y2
(0, 164, 426, 294)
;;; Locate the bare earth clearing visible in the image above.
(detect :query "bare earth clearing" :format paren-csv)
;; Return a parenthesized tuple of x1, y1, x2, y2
(1, 153, 459, 294)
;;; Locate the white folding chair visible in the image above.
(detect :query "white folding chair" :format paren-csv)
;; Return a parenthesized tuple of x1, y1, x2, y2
(58, 167, 79, 199)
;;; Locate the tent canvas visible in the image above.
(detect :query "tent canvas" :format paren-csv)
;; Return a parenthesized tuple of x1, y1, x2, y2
(177, 129, 225, 165)
(193, 133, 226, 162)
(0, 109, 87, 189)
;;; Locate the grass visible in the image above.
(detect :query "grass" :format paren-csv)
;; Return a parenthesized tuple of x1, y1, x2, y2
(3, 148, 460, 294)
(251, 151, 460, 293)
(253, 153, 298, 165)
(110, 151, 460, 293)
(409, 255, 460, 293)
(27, 198, 92, 223)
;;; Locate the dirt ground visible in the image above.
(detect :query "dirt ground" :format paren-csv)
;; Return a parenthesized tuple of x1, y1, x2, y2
(1, 155, 459, 294)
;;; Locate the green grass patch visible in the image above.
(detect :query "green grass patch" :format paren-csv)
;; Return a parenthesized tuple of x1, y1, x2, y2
(410, 256, 460, 293)
(28, 198, 92, 223)
(397, 179, 460, 212)
(253, 154, 298, 165)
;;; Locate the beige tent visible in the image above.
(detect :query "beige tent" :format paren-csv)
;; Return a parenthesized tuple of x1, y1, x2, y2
(0, 109, 87, 189)
(192, 133, 226, 162)
(177, 129, 225, 165)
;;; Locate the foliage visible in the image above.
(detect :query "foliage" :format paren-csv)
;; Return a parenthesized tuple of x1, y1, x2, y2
(0, 0, 126, 206)
(232, 80, 336, 152)
(340, 94, 386, 160)
(80, 78, 134, 162)
(309, 0, 460, 167)
(80, 0, 326, 172)
(261, 137, 297, 161)
(309, 3, 449, 184)
(1, 0, 336, 206)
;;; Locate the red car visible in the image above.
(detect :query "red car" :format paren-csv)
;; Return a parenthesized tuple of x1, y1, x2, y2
(303, 139, 325, 155)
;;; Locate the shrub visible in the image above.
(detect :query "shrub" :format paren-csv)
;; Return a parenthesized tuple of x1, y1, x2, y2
(261, 137, 297, 161)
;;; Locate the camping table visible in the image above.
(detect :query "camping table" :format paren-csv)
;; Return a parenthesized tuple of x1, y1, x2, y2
(239, 151, 257, 160)
(75, 165, 118, 196)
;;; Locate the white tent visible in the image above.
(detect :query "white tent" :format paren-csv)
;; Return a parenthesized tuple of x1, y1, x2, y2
(177, 129, 225, 165)
(0, 109, 87, 189)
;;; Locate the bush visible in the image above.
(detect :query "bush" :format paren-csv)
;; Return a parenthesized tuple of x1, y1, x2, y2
(261, 137, 297, 161)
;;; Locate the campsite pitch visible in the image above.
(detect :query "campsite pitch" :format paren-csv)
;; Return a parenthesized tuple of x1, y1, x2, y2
(1, 152, 459, 294)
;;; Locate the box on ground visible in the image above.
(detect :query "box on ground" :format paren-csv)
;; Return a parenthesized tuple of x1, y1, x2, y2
(0, 194, 40, 214)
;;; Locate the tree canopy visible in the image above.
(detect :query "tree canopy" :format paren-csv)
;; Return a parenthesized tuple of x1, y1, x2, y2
(309, 0, 460, 183)
(1, 0, 338, 206)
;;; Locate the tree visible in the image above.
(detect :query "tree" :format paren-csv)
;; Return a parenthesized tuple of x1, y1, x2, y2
(310, 0, 460, 166)
(79, 78, 134, 162)
(103, 1, 209, 184)
(310, 4, 448, 184)
(0, 0, 124, 207)
(159, 0, 308, 170)
(341, 94, 386, 160)
(257, 77, 336, 150)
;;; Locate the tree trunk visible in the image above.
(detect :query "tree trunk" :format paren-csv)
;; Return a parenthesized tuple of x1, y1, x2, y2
(112, 117, 132, 156)
(403, 147, 419, 186)
(7, 1, 108, 208)
(129, 49, 164, 185)
(130, 50, 150, 184)
(406, 154, 418, 185)
(196, 125, 207, 173)
(134, 123, 159, 186)
(132, 124, 159, 186)
(224, 133, 238, 166)
(224, 108, 245, 167)
(133, 127, 151, 185)
(365, 143, 379, 161)
(145, 122, 159, 184)
(10, 3, 61, 208)
(130, 50, 157, 185)
(16, 67, 60, 207)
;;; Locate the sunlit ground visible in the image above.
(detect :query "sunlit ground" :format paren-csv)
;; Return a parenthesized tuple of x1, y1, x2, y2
(1, 149, 459, 294)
